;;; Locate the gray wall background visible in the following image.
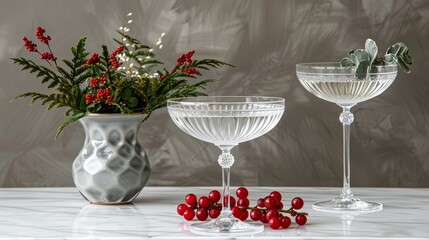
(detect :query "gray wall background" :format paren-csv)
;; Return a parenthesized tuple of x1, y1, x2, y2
(1, 0, 428, 187)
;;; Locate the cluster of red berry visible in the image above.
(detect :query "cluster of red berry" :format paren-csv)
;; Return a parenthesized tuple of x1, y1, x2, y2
(175, 50, 199, 76)
(87, 53, 100, 65)
(177, 187, 308, 230)
(35, 26, 51, 44)
(22, 37, 37, 52)
(40, 52, 57, 61)
(110, 45, 125, 69)
(22, 26, 57, 62)
(89, 77, 106, 88)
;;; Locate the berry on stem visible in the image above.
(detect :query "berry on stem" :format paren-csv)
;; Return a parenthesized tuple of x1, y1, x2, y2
(196, 208, 208, 221)
(269, 217, 281, 229)
(223, 196, 236, 208)
(185, 194, 197, 206)
(183, 209, 195, 221)
(281, 216, 292, 228)
(239, 209, 248, 221)
(270, 191, 282, 203)
(177, 203, 188, 216)
(264, 196, 278, 210)
(266, 209, 280, 221)
(250, 209, 262, 221)
(257, 198, 265, 208)
(209, 208, 221, 219)
(231, 206, 242, 218)
(236, 187, 248, 199)
(291, 197, 304, 210)
(198, 196, 211, 208)
(237, 198, 250, 207)
(295, 214, 307, 226)
(208, 190, 221, 203)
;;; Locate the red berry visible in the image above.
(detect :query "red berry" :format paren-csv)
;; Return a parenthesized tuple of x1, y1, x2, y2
(231, 207, 242, 218)
(260, 212, 269, 223)
(270, 191, 282, 203)
(185, 194, 197, 206)
(281, 216, 292, 228)
(237, 198, 250, 207)
(208, 190, 221, 203)
(295, 214, 307, 225)
(264, 196, 277, 210)
(196, 208, 209, 221)
(277, 202, 284, 210)
(199, 196, 211, 208)
(257, 198, 265, 208)
(266, 209, 280, 221)
(269, 217, 281, 229)
(239, 209, 248, 221)
(236, 187, 249, 199)
(177, 203, 188, 216)
(250, 209, 262, 221)
(291, 197, 304, 210)
(223, 196, 236, 208)
(209, 208, 221, 219)
(183, 209, 195, 221)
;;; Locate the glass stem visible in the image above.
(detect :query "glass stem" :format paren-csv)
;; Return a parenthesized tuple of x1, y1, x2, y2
(339, 106, 355, 200)
(218, 146, 235, 216)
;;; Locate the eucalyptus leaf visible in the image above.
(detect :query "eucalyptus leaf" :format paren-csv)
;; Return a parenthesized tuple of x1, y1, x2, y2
(340, 57, 354, 67)
(398, 57, 411, 73)
(356, 60, 370, 79)
(384, 53, 398, 64)
(121, 88, 132, 100)
(350, 49, 370, 65)
(365, 38, 378, 65)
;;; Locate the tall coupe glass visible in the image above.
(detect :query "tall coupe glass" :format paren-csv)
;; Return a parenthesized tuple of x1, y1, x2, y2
(296, 63, 397, 212)
(167, 96, 284, 235)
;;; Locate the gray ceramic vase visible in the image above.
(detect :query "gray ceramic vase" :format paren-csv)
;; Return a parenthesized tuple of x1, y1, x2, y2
(73, 114, 151, 204)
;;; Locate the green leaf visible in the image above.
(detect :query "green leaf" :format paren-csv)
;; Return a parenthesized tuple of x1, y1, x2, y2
(340, 57, 354, 67)
(56, 112, 86, 139)
(365, 38, 378, 65)
(128, 97, 138, 108)
(356, 60, 370, 79)
(350, 49, 370, 64)
(384, 53, 398, 64)
(121, 88, 133, 100)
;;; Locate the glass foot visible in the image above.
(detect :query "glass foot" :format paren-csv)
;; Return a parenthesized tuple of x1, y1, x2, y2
(313, 197, 383, 212)
(190, 217, 264, 236)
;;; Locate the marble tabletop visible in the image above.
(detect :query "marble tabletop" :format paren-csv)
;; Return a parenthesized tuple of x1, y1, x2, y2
(0, 187, 428, 239)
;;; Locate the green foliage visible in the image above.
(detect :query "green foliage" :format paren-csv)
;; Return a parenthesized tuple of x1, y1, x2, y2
(340, 38, 413, 78)
(12, 27, 232, 138)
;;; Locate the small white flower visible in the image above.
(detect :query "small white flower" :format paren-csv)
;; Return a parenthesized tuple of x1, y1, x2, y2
(123, 38, 127, 42)
(145, 56, 151, 59)
(153, 73, 159, 77)
(156, 40, 162, 46)
(148, 49, 154, 52)
(159, 44, 163, 49)
(127, 12, 133, 16)
(126, 43, 130, 46)
(126, 57, 130, 61)
(129, 51, 133, 54)
(129, 63, 134, 68)
(161, 32, 166, 37)
(119, 27, 124, 30)
(124, 28, 130, 32)
(128, 20, 133, 24)
(138, 57, 143, 61)
(132, 44, 136, 48)
(137, 75, 141, 78)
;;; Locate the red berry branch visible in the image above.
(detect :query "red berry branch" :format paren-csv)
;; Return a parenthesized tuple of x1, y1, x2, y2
(177, 187, 308, 230)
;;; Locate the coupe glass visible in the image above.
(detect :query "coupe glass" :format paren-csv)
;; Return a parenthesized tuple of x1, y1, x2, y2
(167, 96, 285, 235)
(296, 62, 397, 212)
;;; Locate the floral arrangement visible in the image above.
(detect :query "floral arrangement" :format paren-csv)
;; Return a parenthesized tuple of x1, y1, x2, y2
(13, 13, 232, 137)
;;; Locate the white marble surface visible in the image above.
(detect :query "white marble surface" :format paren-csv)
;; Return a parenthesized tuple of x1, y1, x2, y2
(0, 187, 428, 239)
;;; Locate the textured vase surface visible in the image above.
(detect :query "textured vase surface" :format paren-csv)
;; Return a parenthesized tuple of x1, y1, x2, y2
(73, 114, 151, 204)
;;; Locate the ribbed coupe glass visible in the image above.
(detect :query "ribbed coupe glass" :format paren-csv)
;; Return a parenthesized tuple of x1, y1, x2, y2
(167, 96, 285, 235)
(296, 62, 397, 212)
